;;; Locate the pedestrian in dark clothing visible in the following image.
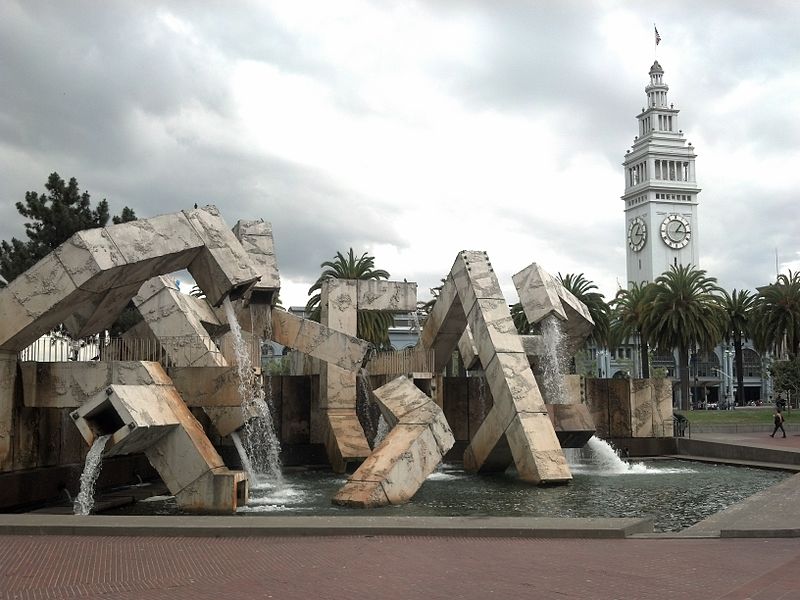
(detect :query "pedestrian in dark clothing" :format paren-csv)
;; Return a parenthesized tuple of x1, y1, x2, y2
(771, 408, 786, 438)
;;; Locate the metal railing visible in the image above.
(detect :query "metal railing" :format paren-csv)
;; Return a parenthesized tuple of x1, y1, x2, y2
(18, 334, 260, 370)
(367, 346, 434, 376)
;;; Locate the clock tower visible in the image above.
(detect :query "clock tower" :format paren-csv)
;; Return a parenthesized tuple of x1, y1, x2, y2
(623, 60, 700, 286)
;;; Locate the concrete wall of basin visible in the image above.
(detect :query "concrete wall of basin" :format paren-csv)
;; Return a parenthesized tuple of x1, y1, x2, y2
(0, 371, 671, 509)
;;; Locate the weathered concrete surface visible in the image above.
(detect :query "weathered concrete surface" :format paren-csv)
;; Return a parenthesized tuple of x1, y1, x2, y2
(316, 278, 418, 473)
(630, 378, 673, 437)
(458, 327, 480, 370)
(271, 308, 371, 372)
(420, 275, 467, 373)
(332, 376, 455, 507)
(546, 404, 595, 448)
(20, 361, 167, 409)
(72, 365, 247, 513)
(132, 276, 227, 368)
(421, 251, 570, 484)
(0, 206, 260, 352)
(0, 352, 17, 471)
(232, 219, 280, 297)
(512, 262, 594, 357)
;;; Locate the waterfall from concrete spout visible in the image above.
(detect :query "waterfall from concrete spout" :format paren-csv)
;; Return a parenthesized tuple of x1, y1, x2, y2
(567, 436, 650, 475)
(223, 298, 283, 488)
(373, 415, 389, 447)
(231, 431, 256, 482)
(73, 434, 111, 515)
(540, 314, 567, 404)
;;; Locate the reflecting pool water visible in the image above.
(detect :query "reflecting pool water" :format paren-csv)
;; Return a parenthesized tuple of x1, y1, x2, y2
(109, 460, 789, 532)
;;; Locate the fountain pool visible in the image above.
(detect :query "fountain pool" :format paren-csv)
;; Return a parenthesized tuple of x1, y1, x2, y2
(104, 461, 788, 532)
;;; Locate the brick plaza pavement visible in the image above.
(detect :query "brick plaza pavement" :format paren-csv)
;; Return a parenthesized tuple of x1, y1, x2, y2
(2, 535, 800, 600)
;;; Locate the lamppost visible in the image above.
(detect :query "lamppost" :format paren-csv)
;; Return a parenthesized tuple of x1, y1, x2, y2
(723, 348, 735, 406)
(713, 368, 735, 410)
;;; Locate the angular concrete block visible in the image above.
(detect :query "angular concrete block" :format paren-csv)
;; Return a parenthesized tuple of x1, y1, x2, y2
(458, 327, 480, 370)
(325, 409, 371, 473)
(1, 206, 260, 351)
(53, 227, 128, 292)
(174, 467, 248, 514)
(320, 365, 358, 410)
(462, 406, 514, 474)
(271, 309, 371, 372)
(419, 275, 467, 372)
(330, 480, 389, 508)
(184, 206, 261, 306)
(168, 366, 241, 407)
(232, 219, 281, 294)
(467, 298, 525, 367)
(356, 280, 417, 312)
(451, 250, 504, 316)
(332, 377, 455, 508)
(72, 384, 182, 456)
(512, 262, 594, 356)
(505, 412, 572, 483)
(484, 351, 548, 424)
(321, 279, 358, 334)
(546, 403, 595, 448)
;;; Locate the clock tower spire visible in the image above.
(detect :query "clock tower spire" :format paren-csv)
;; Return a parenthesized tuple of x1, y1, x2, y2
(623, 60, 701, 286)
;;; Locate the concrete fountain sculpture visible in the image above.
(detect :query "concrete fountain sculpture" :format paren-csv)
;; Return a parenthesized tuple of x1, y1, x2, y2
(0, 202, 614, 514)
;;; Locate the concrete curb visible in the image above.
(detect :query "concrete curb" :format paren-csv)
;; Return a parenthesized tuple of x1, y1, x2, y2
(0, 514, 653, 539)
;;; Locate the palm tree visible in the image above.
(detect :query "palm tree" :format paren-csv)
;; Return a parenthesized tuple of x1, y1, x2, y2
(558, 272, 611, 348)
(646, 265, 725, 411)
(610, 282, 656, 378)
(510, 302, 535, 335)
(719, 289, 755, 406)
(306, 249, 392, 348)
(752, 271, 800, 359)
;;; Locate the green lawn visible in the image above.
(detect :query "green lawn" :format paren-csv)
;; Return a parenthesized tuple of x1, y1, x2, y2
(676, 407, 784, 424)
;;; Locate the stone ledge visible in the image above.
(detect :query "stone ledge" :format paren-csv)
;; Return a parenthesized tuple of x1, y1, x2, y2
(0, 514, 653, 539)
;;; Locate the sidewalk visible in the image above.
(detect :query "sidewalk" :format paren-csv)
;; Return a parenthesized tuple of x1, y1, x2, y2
(3, 431, 800, 599)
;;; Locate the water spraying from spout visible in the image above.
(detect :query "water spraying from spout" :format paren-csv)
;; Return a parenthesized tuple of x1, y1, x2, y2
(223, 297, 283, 488)
(74, 434, 111, 515)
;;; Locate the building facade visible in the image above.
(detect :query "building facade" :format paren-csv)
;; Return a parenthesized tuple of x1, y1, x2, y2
(623, 61, 701, 285)
(607, 61, 770, 407)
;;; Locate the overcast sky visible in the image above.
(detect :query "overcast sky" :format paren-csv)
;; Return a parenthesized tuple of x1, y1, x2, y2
(1, 1, 798, 307)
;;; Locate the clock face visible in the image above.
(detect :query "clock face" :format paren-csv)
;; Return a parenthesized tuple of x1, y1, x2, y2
(627, 217, 647, 252)
(660, 214, 691, 249)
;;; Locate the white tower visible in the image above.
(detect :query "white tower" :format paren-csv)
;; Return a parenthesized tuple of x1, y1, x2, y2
(623, 60, 700, 286)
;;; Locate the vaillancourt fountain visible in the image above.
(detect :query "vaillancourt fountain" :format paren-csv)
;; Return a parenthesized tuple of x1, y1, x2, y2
(0, 207, 782, 529)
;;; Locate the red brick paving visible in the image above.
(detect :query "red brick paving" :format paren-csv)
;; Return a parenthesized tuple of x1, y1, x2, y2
(2, 535, 799, 600)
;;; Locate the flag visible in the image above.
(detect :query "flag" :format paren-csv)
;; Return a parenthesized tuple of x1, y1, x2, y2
(654, 25, 661, 45)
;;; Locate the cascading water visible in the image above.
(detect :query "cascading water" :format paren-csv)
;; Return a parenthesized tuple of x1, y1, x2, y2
(73, 434, 111, 516)
(567, 436, 650, 475)
(539, 314, 568, 404)
(223, 298, 283, 488)
(231, 431, 256, 482)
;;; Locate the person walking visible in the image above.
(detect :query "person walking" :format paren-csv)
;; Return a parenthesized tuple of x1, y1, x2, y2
(770, 408, 786, 438)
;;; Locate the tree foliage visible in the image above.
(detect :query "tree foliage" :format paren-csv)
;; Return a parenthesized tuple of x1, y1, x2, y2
(646, 265, 725, 410)
(610, 281, 656, 378)
(719, 288, 756, 406)
(558, 272, 611, 348)
(769, 357, 800, 409)
(752, 270, 800, 359)
(306, 248, 393, 348)
(0, 173, 136, 282)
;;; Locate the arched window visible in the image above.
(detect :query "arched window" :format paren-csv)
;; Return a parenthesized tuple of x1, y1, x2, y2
(696, 352, 720, 377)
(734, 348, 761, 378)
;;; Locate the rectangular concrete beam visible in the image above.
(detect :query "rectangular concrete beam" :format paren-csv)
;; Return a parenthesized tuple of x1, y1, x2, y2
(232, 219, 281, 294)
(271, 309, 371, 372)
(419, 276, 467, 372)
(356, 280, 417, 312)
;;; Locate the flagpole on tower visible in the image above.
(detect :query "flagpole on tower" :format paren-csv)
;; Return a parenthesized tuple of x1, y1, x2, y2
(654, 24, 661, 58)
